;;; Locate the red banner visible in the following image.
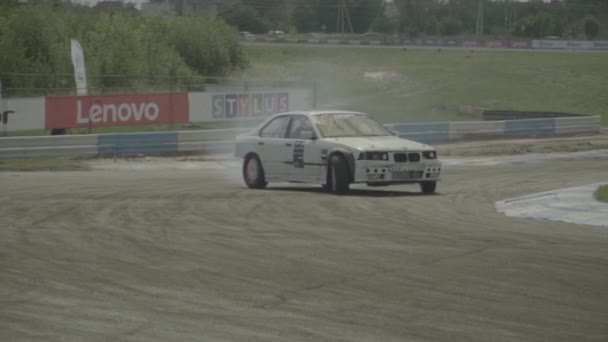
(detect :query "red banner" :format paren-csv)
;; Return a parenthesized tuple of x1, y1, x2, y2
(45, 92, 189, 129)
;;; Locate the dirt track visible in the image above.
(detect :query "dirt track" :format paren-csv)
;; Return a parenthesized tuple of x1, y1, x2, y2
(1, 152, 608, 341)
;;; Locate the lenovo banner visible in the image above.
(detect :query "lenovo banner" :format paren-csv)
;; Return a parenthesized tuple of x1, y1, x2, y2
(45, 93, 189, 129)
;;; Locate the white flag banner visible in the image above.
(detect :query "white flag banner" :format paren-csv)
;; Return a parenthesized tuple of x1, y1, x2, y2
(70, 39, 88, 96)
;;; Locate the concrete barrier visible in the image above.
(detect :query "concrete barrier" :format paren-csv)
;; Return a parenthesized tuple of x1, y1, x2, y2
(0, 134, 98, 148)
(386, 122, 450, 144)
(98, 132, 179, 155)
(0, 145, 100, 158)
(242, 37, 608, 51)
(554, 116, 601, 135)
(504, 118, 556, 137)
(448, 121, 506, 141)
(0, 116, 602, 158)
(177, 128, 251, 143)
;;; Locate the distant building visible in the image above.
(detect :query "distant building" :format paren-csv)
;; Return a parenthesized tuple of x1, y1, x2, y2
(92, 0, 137, 12)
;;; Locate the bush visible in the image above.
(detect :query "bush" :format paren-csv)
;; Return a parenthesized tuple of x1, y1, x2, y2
(438, 17, 463, 36)
(218, 4, 268, 34)
(0, 5, 247, 96)
(583, 15, 600, 40)
(594, 185, 608, 203)
(512, 14, 557, 38)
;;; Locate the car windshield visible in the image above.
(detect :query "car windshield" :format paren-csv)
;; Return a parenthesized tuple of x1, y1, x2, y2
(312, 113, 392, 138)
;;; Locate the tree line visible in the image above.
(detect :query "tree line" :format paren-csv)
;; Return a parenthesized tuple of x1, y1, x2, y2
(0, 1, 247, 97)
(217, 0, 605, 39)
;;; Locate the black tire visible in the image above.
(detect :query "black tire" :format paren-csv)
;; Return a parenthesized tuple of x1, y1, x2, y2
(243, 154, 267, 189)
(328, 154, 350, 195)
(420, 181, 437, 194)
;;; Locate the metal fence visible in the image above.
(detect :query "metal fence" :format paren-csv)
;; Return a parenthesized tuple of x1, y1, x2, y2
(0, 72, 315, 98)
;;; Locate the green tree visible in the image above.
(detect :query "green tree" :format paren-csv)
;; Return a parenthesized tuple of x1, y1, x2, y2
(583, 15, 600, 39)
(0, 4, 247, 96)
(292, 3, 319, 33)
(438, 16, 463, 36)
(218, 4, 268, 34)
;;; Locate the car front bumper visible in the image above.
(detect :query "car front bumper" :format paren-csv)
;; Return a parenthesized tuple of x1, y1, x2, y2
(353, 160, 442, 184)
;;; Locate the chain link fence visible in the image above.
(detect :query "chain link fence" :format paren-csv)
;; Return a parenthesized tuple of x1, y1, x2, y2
(0, 72, 314, 98)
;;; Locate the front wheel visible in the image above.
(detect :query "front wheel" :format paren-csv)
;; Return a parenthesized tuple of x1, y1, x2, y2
(243, 154, 267, 189)
(420, 181, 437, 194)
(327, 155, 350, 195)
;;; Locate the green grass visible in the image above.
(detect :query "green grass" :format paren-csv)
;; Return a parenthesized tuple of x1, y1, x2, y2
(595, 185, 608, 203)
(0, 158, 88, 171)
(240, 46, 608, 125)
(4, 45, 607, 138)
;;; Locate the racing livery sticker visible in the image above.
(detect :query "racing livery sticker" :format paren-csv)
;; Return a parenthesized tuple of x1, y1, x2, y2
(293, 141, 305, 168)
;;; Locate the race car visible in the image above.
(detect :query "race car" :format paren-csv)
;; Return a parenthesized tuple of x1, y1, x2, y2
(234, 110, 442, 195)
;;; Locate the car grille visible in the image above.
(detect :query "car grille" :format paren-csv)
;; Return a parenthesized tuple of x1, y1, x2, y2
(408, 153, 420, 162)
(393, 153, 421, 163)
(394, 153, 407, 162)
(392, 171, 423, 179)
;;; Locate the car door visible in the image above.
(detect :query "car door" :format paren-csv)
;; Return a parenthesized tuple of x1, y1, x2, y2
(257, 114, 293, 179)
(285, 115, 324, 182)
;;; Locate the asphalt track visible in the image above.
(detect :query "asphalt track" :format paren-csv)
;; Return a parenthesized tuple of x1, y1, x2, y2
(1, 152, 608, 341)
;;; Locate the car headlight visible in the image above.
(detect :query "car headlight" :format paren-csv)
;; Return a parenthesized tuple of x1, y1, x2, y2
(422, 151, 437, 159)
(359, 152, 389, 161)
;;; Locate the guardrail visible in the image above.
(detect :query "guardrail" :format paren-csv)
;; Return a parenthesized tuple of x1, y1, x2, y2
(0, 116, 602, 158)
(482, 110, 591, 121)
(242, 37, 608, 51)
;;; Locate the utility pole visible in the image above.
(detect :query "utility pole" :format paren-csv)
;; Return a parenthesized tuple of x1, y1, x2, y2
(476, 0, 484, 36)
(336, 0, 354, 35)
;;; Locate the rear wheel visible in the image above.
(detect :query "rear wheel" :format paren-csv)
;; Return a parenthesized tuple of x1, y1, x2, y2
(243, 154, 267, 189)
(420, 181, 437, 194)
(327, 155, 350, 195)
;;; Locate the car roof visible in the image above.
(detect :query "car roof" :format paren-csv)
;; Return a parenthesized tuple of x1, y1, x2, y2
(277, 110, 368, 117)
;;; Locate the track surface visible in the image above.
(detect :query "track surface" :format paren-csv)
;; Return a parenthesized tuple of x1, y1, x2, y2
(1, 155, 608, 341)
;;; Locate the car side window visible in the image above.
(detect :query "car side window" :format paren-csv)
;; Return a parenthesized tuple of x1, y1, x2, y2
(288, 116, 315, 139)
(260, 116, 291, 138)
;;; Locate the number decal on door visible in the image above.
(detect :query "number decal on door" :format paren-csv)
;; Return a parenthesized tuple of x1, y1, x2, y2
(293, 141, 304, 168)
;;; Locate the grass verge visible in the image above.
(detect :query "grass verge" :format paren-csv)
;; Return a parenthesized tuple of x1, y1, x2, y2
(0, 158, 88, 171)
(594, 185, 608, 203)
(241, 46, 608, 125)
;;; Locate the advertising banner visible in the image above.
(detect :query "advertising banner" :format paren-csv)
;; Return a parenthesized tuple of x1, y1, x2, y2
(188, 88, 314, 122)
(483, 40, 507, 48)
(0, 97, 46, 132)
(70, 39, 88, 96)
(509, 40, 532, 48)
(45, 92, 189, 129)
(593, 41, 608, 50)
(532, 40, 566, 49)
(461, 39, 481, 47)
(564, 40, 593, 49)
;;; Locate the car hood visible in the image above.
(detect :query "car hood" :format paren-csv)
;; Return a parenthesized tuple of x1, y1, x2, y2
(325, 136, 434, 151)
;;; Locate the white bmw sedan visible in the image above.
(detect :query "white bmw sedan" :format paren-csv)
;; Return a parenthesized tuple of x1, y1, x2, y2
(234, 110, 442, 194)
